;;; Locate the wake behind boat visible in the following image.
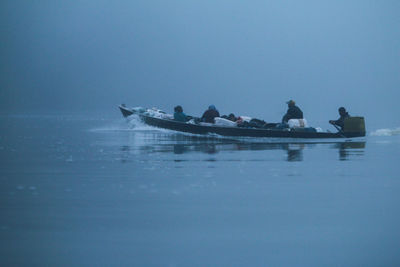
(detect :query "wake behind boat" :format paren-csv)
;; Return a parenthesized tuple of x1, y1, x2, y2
(118, 104, 366, 139)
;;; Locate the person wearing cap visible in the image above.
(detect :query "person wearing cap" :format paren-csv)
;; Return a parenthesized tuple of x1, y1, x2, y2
(282, 100, 303, 123)
(201, 105, 220, 123)
(173, 105, 188, 122)
(329, 107, 350, 129)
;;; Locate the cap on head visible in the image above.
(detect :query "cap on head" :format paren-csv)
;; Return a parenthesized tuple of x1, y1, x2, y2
(338, 107, 346, 115)
(208, 105, 216, 110)
(174, 105, 183, 112)
(286, 100, 295, 106)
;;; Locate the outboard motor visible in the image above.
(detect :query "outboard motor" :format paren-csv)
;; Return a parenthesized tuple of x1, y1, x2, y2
(343, 117, 366, 137)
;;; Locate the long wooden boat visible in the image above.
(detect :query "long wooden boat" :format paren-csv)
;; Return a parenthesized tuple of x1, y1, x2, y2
(119, 105, 366, 139)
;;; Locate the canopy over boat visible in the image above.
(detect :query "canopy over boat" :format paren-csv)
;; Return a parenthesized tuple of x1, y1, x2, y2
(118, 104, 366, 139)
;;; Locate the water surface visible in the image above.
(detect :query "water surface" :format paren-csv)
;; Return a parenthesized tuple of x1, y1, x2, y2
(0, 114, 399, 266)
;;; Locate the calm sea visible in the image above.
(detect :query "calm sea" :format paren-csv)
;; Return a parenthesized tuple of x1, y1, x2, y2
(0, 113, 399, 266)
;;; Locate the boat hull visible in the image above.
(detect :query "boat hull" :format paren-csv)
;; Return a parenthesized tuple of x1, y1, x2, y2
(119, 105, 365, 139)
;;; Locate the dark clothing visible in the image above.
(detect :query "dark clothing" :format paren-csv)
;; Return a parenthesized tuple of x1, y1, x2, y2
(174, 112, 188, 122)
(201, 109, 220, 123)
(282, 105, 303, 123)
(332, 112, 350, 129)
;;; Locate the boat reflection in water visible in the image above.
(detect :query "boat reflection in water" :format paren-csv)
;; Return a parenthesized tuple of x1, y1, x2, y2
(118, 131, 366, 162)
(171, 142, 305, 161)
(334, 142, 366, 161)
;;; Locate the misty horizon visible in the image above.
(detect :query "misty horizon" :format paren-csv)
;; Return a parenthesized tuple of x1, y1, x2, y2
(1, 1, 399, 129)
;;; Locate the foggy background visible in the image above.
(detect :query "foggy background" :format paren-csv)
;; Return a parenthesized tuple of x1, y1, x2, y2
(1, 0, 399, 129)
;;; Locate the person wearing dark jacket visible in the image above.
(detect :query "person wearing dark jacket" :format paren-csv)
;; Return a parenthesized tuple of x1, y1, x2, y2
(173, 105, 188, 122)
(282, 100, 303, 123)
(201, 105, 220, 123)
(329, 107, 350, 129)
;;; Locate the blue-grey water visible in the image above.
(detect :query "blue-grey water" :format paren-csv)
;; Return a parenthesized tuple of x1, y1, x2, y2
(1, 113, 399, 266)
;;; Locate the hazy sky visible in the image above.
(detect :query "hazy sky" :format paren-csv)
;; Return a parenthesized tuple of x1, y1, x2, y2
(1, 0, 399, 128)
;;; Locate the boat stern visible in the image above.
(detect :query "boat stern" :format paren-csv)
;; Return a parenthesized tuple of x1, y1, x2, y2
(343, 117, 366, 137)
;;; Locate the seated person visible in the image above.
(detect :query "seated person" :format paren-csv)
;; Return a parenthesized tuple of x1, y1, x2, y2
(173, 105, 188, 122)
(227, 113, 237, 122)
(329, 107, 350, 130)
(221, 113, 237, 122)
(282, 100, 303, 123)
(201, 105, 220, 123)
